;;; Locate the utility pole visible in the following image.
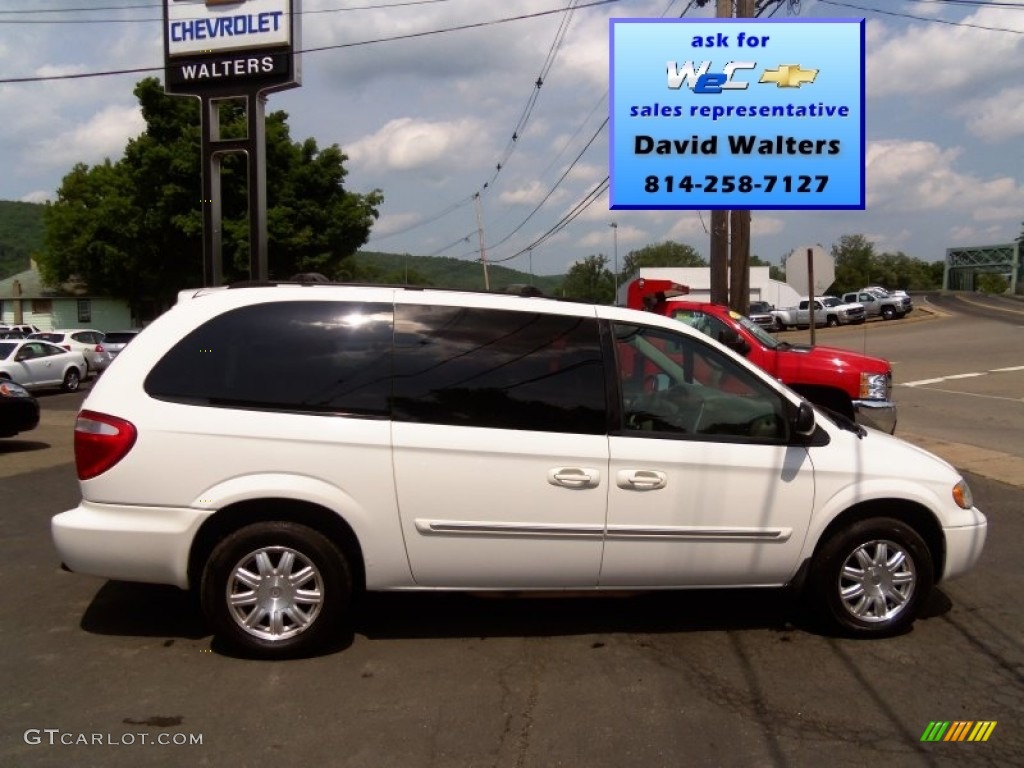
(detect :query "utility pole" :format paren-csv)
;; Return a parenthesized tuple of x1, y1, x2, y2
(729, 0, 756, 316)
(473, 192, 490, 290)
(610, 222, 619, 305)
(709, 0, 733, 307)
(709, 1, 756, 312)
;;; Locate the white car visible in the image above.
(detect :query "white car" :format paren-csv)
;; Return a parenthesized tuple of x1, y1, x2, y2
(52, 284, 987, 658)
(28, 329, 112, 374)
(0, 339, 87, 392)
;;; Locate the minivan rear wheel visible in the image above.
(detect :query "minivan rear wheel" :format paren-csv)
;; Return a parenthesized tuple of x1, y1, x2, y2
(809, 517, 933, 637)
(201, 522, 351, 658)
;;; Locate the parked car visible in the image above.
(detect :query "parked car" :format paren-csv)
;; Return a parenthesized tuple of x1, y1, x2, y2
(841, 290, 907, 321)
(746, 301, 775, 329)
(0, 330, 27, 339)
(27, 329, 112, 374)
(772, 296, 865, 329)
(0, 339, 86, 392)
(865, 287, 913, 314)
(0, 379, 40, 437)
(52, 283, 987, 658)
(101, 330, 142, 359)
(1, 324, 41, 336)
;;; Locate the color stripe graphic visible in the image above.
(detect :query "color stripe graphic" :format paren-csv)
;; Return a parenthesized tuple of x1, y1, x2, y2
(921, 721, 997, 742)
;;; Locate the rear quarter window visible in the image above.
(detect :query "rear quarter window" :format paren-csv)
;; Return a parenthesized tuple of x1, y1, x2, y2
(144, 301, 393, 417)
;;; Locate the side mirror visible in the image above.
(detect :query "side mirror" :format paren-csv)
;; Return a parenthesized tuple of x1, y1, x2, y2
(718, 329, 750, 356)
(792, 400, 816, 437)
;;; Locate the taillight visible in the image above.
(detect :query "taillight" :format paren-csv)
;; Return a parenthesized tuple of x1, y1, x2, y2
(62, 344, 71, 351)
(95, 344, 105, 353)
(74, 410, 137, 480)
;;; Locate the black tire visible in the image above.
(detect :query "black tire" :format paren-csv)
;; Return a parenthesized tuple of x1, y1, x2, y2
(808, 517, 933, 637)
(774, 318, 786, 331)
(61, 368, 81, 392)
(881, 306, 896, 320)
(826, 315, 840, 328)
(201, 521, 351, 658)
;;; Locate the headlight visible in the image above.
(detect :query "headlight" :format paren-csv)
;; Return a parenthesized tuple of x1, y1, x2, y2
(0, 380, 31, 398)
(952, 479, 974, 510)
(859, 372, 890, 401)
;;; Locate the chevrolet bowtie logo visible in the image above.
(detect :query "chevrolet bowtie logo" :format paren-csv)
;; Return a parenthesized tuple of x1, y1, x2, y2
(759, 65, 818, 88)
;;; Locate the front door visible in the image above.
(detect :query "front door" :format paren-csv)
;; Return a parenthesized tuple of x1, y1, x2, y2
(600, 321, 815, 587)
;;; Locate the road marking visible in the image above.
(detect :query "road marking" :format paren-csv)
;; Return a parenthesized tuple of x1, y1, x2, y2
(901, 365, 1024, 388)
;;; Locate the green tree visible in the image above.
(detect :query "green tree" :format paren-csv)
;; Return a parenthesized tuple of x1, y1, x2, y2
(831, 234, 875, 294)
(751, 253, 784, 282)
(976, 273, 1009, 294)
(619, 241, 706, 283)
(40, 78, 382, 317)
(560, 254, 614, 304)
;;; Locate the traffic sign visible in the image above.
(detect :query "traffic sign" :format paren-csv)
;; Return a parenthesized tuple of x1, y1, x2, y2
(785, 245, 834, 296)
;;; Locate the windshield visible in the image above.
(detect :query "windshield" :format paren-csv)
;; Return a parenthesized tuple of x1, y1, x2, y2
(732, 312, 781, 349)
(821, 297, 842, 308)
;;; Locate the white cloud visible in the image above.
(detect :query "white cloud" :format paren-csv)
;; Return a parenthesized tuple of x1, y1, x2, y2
(29, 105, 145, 172)
(866, 8, 1023, 98)
(21, 190, 53, 204)
(347, 117, 490, 174)
(499, 180, 553, 206)
(957, 85, 1024, 142)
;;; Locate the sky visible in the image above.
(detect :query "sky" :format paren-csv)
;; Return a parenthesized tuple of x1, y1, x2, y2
(1, 0, 1022, 278)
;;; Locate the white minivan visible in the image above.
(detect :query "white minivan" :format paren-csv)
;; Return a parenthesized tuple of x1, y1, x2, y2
(52, 284, 987, 657)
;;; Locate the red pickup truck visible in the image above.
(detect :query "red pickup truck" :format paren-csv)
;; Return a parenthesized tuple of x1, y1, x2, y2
(625, 278, 897, 433)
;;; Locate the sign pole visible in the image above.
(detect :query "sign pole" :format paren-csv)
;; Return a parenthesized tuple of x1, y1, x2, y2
(808, 247, 816, 346)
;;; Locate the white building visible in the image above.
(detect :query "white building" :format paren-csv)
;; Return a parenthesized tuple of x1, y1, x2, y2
(618, 266, 801, 308)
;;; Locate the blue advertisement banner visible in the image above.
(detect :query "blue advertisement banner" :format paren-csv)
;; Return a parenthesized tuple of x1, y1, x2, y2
(610, 19, 865, 210)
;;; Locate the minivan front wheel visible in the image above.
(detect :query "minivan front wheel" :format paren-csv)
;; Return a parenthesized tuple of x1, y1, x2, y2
(809, 517, 933, 637)
(202, 522, 351, 658)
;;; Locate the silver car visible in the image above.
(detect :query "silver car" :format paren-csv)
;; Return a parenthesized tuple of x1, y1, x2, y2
(27, 329, 112, 375)
(101, 330, 142, 359)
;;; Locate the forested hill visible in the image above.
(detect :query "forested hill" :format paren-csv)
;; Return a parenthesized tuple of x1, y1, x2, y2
(0, 201, 562, 290)
(0, 201, 45, 279)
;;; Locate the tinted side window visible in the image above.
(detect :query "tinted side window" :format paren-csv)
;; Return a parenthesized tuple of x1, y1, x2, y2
(614, 322, 787, 442)
(393, 305, 606, 434)
(145, 301, 393, 417)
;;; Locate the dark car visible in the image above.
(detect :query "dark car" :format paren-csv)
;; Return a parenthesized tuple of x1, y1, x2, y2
(102, 330, 142, 359)
(747, 301, 775, 329)
(0, 379, 40, 437)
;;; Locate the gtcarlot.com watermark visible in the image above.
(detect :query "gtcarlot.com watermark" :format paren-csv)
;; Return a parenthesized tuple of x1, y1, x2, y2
(24, 729, 203, 747)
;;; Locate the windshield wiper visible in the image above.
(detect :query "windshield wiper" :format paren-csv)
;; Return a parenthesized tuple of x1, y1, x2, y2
(817, 405, 867, 438)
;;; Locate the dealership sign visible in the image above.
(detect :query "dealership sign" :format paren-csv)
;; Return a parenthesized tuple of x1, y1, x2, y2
(163, 0, 301, 95)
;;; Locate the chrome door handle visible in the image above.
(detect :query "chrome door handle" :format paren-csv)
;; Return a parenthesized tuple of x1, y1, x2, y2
(548, 467, 601, 489)
(616, 469, 667, 490)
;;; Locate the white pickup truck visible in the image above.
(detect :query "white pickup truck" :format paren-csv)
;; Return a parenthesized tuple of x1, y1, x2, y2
(842, 288, 910, 320)
(772, 296, 866, 330)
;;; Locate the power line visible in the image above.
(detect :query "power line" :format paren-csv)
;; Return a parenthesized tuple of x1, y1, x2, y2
(0, 0, 459, 22)
(818, 0, 1024, 32)
(0, 0, 620, 84)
